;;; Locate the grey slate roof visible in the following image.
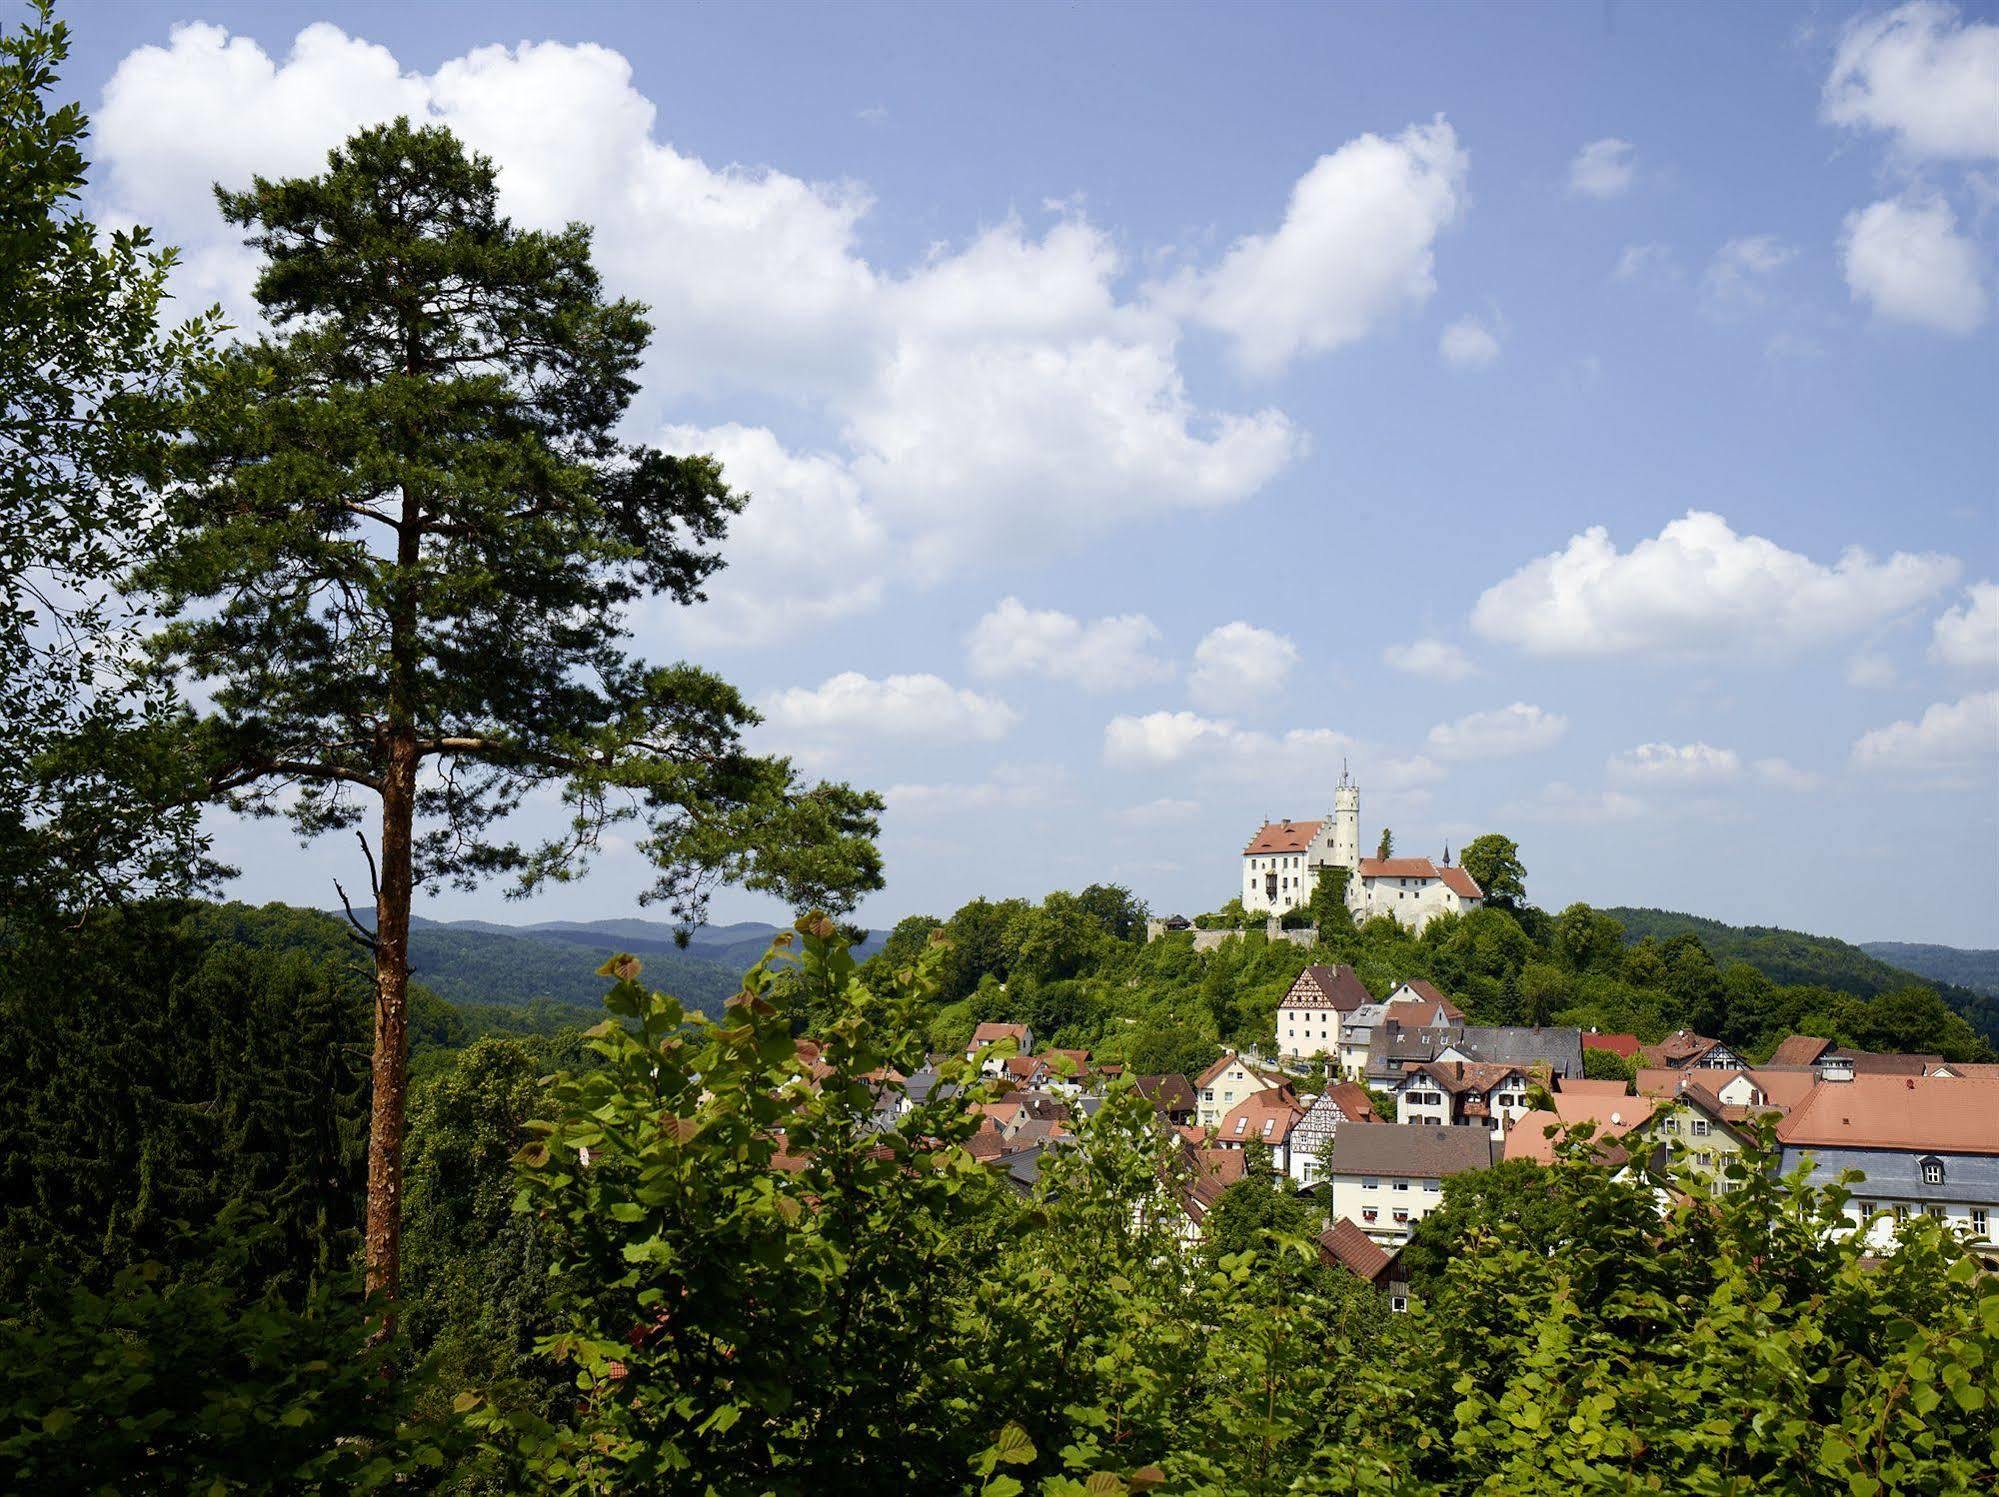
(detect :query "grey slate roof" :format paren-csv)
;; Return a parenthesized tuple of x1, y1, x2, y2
(1446, 1026, 1584, 1078)
(1327, 1122, 1497, 1180)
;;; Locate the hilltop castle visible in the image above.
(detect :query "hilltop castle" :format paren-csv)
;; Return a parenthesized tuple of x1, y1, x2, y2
(1240, 767, 1483, 933)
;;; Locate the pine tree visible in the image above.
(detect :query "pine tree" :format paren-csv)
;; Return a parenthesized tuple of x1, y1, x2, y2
(140, 120, 884, 1304)
(1376, 828, 1394, 860)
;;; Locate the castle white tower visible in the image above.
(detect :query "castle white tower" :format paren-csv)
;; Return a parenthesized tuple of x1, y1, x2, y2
(1328, 763, 1360, 873)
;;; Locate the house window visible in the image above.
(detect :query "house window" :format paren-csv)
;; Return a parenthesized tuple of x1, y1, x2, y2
(1392, 1179, 1409, 1192)
(1921, 1157, 1945, 1186)
(1390, 1295, 1408, 1313)
(1362, 1208, 1377, 1222)
(1691, 1119, 1711, 1138)
(1362, 1177, 1379, 1190)
(1925, 1205, 1946, 1221)
(1393, 1209, 1409, 1223)
(1659, 1118, 1678, 1135)
(1424, 1180, 1440, 1193)
(1893, 1205, 1910, 1222)
(1973, 1209, 1989, 1237)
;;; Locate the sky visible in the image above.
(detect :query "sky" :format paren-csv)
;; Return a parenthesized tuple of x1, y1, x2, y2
(58, 0, 1999, 946)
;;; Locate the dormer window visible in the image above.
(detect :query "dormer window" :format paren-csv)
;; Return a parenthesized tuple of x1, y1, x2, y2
(1921, 1156, 1945, 1186)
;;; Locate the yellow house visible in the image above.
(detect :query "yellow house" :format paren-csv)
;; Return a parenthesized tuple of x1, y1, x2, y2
(1630, 1080, 1759, 1193)
(1195, 1051, 1288, 1131)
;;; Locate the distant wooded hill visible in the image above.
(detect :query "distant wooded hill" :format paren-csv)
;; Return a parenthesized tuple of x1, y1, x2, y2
(1858, 942, 1999, 999)
(389, 914, 888, 1011)
(1605, 907, 1999, 1046)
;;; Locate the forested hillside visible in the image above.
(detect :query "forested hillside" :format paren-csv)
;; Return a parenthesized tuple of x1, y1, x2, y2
(1605, 907, 1999, 1048)
(1862, 941, 1999, 998)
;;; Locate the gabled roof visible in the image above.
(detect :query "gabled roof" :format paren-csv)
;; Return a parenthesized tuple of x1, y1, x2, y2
(1775, 1075, 1999, 1154)
(1437, 866, 1483, 899)
(1001, 1054, 1046, 1081)
(1504, 1094, 1656, 1165)
(1244, 820, 1322, 855)
(1282, 964, 1374, 1013)
(1194, 1050, 1290, 1092)
(1318, 1218, 1394, 1282)
(1390, 980, 1466, 1021)
(1768, 1035, 1832, 1067)
(1177, 1143, 1246, 1223)
(1556, 1078, 1633, 1097)
(1328, 1123, 1496, 1179)
(1321, 1081, 1378, 1122)
(1403, 1059, 1527, 1097)
(971, 1022, 1028, 1047)
(1447, 1025, 1585, 1078)
(1354, 859, 1484, 900)
(1219, 1089, 1306, 1147)
(1135, 1073, 1197, 1114)
(1640, 1030, 1728, 1068)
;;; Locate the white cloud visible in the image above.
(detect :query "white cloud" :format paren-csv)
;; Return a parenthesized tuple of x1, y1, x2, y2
(92, 24, 1307, 642)
(1187, 622, 1301, 712)
(1847, 652, 1899, 688)
(1754, 757, 1827, 792)
(1568, 138, 1637, 199)
(1851, 690, 1999, 778)
(1501, 782, 1646, 823)
(1607, 741, 1743, 785)
(1103, 710, 1238, 768)
(1111, 797, 1202, 826)
(1702, 235, 1797, 313)
(762, 672, 1018, 742)
(886, 764, 1062, 814)
(1439, 316, 1501, 370)
(965, 597, 1172, 692)
(1614, 242, 1678, 282)
(1426, 703, 1568, 760)
(1824, 1, 1999, 161)
(1383, 639, 1476, 681)
(1931, 581, 1999, 669)
(1172, 118, 1468, 376)
(1471, 510, 1959, 660)
(1841, 195, 1990, 334)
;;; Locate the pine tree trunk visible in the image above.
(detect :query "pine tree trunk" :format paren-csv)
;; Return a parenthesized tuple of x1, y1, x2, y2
(363, 730, 418, 1308)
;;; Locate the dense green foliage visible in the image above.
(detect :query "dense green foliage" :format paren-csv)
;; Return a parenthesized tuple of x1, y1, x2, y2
(0, 4, 216, 919)
(1611, 907, 1999, 1047)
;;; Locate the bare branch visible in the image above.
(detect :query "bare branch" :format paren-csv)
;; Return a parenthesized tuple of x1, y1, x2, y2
(333, 876, 380, 953)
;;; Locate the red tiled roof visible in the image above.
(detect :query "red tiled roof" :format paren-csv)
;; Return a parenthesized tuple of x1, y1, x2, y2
(1557, 1078, 1634, 1097)
(1178, 1144, 1246, 1223)
(1219, 1089, 1306, 1147)
(1439, 866, 1483, 899)
(1002, 1055, 1045, 1081)
(1768, 1035, 1832, 1067)
(1322, 1081, 1378, 1122)
(1640, 1031, 1726, 1068)
(1243, 820, 1322, 855)
(1358, 856, 1441, 880)
(1775, 1075, 1999, 1153)
(1504, 1095, 1656, 1165)
(1395, 980, 1466, 1020)
(1194, 1051, 1289, 1091)
(970, 1022, 1028, 1047)
(1318, 1218, 1393, 1282)
(1582, 1031, 1641, 1058)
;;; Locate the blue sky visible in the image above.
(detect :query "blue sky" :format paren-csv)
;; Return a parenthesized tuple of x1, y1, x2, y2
(63, 0, 1999, 944)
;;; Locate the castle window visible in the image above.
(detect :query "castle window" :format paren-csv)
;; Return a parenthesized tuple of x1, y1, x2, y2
(1921, 1157, 1944, 1186)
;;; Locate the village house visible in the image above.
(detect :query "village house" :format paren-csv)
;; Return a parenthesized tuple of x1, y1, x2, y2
(1325, 1123, 1497, 1245)
(967, 1022, 1033, 1073)
(1503, 1088, 1657, 1166)
(1275, 963, 1374, 1062)
(1365, 1020, 1584, 1086)
(1335, 998, 1450, 1080)
(1135, 1073, 1197, 1127)
(1316, 1218, 1413, 1310)
(1215, 1088, 1308, 1173)
(1627, 1078, 1763, 1193)
(1764, 1035, 1946, 1081)
(1195, 1050, 1290, 1130)
(1775, 1075, 1999, 1250)
(1640, 1030, 1748, 1071)
(1289, 1081, 1379, 1186)
(1163, 1139, 1247, 1246)
(1382, 980, 1465, 1020)
(1391, 1059, 1538, 1138)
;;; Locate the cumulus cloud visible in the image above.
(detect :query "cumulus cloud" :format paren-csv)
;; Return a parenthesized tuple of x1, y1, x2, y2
(1607, 741, 1743, 784)
(1841, 195, 1989, 334)
(1824, 1, 1999, 161)
(1383, 639, 1476, 681)
(1103, 710, 1240, 768)
(1568, 138, 1637, 199)
(1172, 118, 1468, 376)
(91, 23, 1310, 643)
(1186, 622, 1301, 712)
(1439, 316, 1501, 369)
(1426, 703, 1568, 760)
(762, 672, 1018, 742)
(1851, 690, 1999, 779)
(886, 764, 1063, 814)
(965, 597, 1172, 692)
(1754, 757, 1827, 792)
(1931, 581, 1999, 669)
(1471, 510, 1959, 660)
(1501, 783, 1646, 823)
